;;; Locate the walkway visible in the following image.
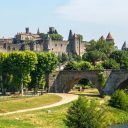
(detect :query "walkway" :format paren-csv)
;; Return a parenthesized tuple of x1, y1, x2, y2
(0, 93, 78, 116)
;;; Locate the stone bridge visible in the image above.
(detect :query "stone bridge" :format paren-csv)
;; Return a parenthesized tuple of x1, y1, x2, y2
(48, 70, 128, 95)
(104, 70, 128, 95)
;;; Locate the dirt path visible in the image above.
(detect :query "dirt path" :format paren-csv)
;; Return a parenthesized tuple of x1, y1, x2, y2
(0, 93, 78, 116)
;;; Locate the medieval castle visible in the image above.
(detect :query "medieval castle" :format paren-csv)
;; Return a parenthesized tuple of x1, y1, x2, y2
(0, 27, 116, 55)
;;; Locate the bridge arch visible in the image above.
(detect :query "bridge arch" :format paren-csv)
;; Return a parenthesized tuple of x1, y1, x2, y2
(65, 78, 94, 91)
(49, 71, 105, 95)
(104, 70, 128, 95)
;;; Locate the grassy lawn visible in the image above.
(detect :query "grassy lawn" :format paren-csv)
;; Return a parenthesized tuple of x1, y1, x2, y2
(0, 89, 128, 128)
(0, 94, 62, 113)
(0, 103, 70, 128)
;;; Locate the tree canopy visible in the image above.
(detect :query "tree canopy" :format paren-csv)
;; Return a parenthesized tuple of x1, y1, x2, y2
(110, 51, 128, 69)
(82, 51, 107, 65)
(87, 39, 116, 56)
(49, 34, 63, 41)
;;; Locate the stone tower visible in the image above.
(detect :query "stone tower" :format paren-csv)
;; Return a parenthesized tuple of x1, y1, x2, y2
(72, 34, 81, 55)
(68, 30, 81, 55)
(43, 34, 51, 51)
(26, 27, 29, 34)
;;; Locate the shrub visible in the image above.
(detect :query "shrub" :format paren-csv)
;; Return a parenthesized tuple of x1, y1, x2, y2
(94, 63, 104, 70)
(109, 90, 128, 111)
(79, 61, 94, 70)
(64, 61, 79, 70)
(65, 96, 107, 128)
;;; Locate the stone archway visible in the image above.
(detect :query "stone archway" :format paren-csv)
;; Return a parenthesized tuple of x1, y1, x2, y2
(49, 70, 106, 95)
(103, 70, 128, 95)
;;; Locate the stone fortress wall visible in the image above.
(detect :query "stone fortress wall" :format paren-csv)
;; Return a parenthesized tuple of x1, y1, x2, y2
(0, 27, 117, 55)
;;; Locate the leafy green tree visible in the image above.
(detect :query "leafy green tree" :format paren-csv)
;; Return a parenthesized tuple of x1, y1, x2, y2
(82, 51, 107, 65)
(29, 70, 45, 93)
(36, 52, 58, 92)
(65, 96, 107, 128)
(102, 59, 120, 69)
(0, 52, 8, 94)
(109, 90, 128, 111)
(87, 39, 116, 56)
(49, 34, 63, 41)
(4, 51, 37, 95)
(110, 51, 128, 69)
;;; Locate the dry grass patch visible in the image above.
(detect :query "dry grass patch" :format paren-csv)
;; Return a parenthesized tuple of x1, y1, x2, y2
(0, 94, 62, 113)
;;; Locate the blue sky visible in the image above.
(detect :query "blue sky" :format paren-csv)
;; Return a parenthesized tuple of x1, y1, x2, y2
(0, 0, 128, 49)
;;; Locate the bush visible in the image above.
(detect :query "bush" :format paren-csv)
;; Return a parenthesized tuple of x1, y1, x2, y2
(109, 90, 128, 111)
(79, 61, 94, 70)
(64, 61, 79, 70)
(94, 63, 104, 70)
(65, 96, 107, 128)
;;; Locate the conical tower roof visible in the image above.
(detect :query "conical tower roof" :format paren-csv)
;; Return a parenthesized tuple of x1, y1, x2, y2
(122, 41, 128, 50)
(106, 32, 113, 40)
(99, 36, 105, 40)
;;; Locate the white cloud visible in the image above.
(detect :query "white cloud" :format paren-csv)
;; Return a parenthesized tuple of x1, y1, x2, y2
(56, 0, 128, 24)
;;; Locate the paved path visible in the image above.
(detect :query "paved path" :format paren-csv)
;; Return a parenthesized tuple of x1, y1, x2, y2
(0, 93, 78, 116)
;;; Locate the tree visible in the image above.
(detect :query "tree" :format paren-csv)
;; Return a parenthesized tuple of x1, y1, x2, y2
(82, 51, 107, 65)
(65, 96, 107, 128)
(87, 39, 116, 56)
(0, 52, 7, 94)
(49, 34, 63, 41)
(109, 90, 128, 111)
(110, 51, 128, 69)
(102, 59, 120, 69)
(36, 52, 58, 92)
(4, 51, 37, 95)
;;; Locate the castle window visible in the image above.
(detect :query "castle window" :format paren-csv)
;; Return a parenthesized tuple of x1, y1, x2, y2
(61, 44, 63, 47)
(52, 48, 54, 50)
(55, 44, 57, 47)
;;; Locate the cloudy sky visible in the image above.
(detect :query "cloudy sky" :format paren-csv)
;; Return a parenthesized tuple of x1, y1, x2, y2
(0, 0, 128, 48)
